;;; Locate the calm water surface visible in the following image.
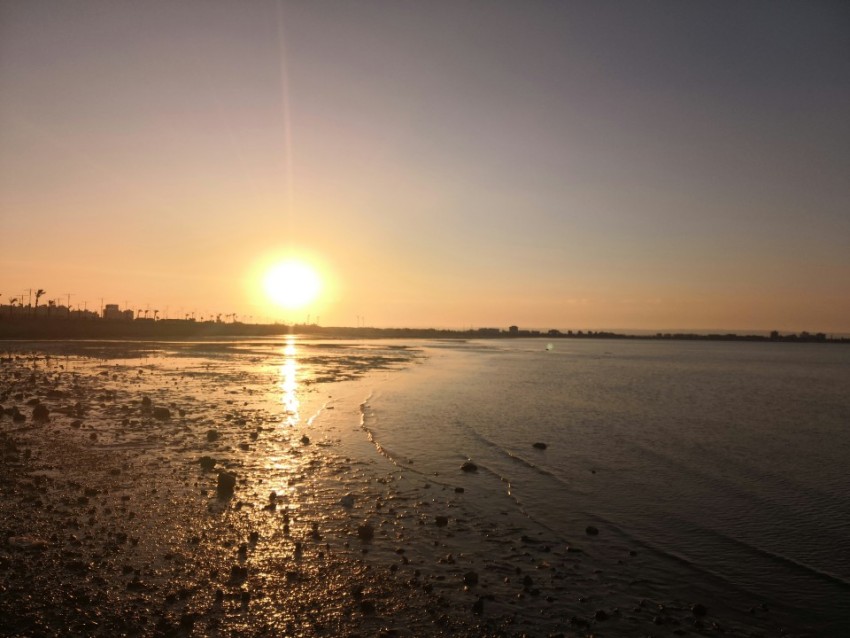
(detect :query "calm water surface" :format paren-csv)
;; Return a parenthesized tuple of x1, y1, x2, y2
(365, 338, 850, 635)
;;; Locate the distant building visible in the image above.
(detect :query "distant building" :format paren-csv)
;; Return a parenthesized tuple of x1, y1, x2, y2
(508, 325, 519, 335)
(103, 304, 133, 321)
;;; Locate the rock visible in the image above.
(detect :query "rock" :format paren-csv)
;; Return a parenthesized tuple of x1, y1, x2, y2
(692, 603, 708, 617)
(32, 404, 50, 421)
(463, 571, 479, 586)
(141, 396, 152, 410)
(206, 429, 220, 442)
(70, 419, 82, 429)
(152, 407, 170, 420)
(585, 525, 599, 536)
(340, 493, 355, 508)
(532, 442, 548, 450)
(595, 610, 608, 621)
(454, 487, 464, 493)
(198, 456, 216, 471)
(435, 515, 449, 528)
(461, 461, 478, 473)
(217, 471, 237, 497)
(357, 523, 374, 542)
(359, 600, 376, 615)
(179, 613, 196, 631)
(300, 434, 310, 445)
(472, 597, 484, 615)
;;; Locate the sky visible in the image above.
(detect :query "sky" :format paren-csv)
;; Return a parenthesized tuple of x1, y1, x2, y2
(1, 0, 848, 332)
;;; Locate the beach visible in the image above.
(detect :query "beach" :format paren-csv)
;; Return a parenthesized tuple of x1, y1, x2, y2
(1, 338, 844, 637)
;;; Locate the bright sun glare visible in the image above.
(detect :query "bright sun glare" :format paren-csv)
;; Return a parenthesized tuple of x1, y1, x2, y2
(262, 260, 322, 310)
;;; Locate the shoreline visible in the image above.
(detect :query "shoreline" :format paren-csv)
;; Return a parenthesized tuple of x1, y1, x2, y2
(0, 342, 814, 636)
(0, 318, 847, 344)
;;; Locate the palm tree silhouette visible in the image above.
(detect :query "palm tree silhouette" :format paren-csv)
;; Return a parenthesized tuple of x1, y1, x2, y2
(34, 289, 46, 315)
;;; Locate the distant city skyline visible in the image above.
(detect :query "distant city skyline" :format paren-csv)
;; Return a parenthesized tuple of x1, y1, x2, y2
(2, 1, 849, 332)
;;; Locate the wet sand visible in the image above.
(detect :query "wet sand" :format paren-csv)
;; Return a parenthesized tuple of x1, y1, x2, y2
(0, 341, 798, 637)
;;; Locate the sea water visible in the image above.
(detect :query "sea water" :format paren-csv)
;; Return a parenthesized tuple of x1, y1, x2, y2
(363, 338, 850, 635)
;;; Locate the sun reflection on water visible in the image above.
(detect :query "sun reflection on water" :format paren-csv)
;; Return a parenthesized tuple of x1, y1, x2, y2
(279, 336, 299, 427)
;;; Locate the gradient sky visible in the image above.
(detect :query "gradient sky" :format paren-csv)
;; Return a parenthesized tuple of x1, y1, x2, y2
(1, 1, 848, 331)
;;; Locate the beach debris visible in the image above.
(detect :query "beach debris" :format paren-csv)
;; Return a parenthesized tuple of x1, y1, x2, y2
(198, 456, 216, 471)
(461, 461, 478, 473)
(217, 471, 237, 498)
(585, 525, 599, 536)
(339, 493, 356, 508)
(206, 429, 220, 442)
(357, 523, 375, 542)
(32, 404, 50, 421)
(532, 442, 547, 450)
(152, 407, 170, 420)
(7, 535, 49, 551)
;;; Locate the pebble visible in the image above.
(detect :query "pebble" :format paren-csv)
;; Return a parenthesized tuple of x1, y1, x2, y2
(461, 461, 478, 473)
(532, 442, 548, 450)
(585, 525, 599, 536)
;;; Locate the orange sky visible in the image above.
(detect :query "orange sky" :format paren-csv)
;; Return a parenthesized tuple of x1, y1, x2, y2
(1, 1, 849, 332)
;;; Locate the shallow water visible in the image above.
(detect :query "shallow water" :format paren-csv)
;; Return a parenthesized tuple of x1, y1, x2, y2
(365, 338, 850, 635)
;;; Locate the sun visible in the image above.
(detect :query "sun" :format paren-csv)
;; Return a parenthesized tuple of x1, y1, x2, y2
(262, 260, 322, 310)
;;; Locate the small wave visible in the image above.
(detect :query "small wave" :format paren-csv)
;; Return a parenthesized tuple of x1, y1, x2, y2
(696, 523, 850, 590)
(453, 418, 574, 491)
